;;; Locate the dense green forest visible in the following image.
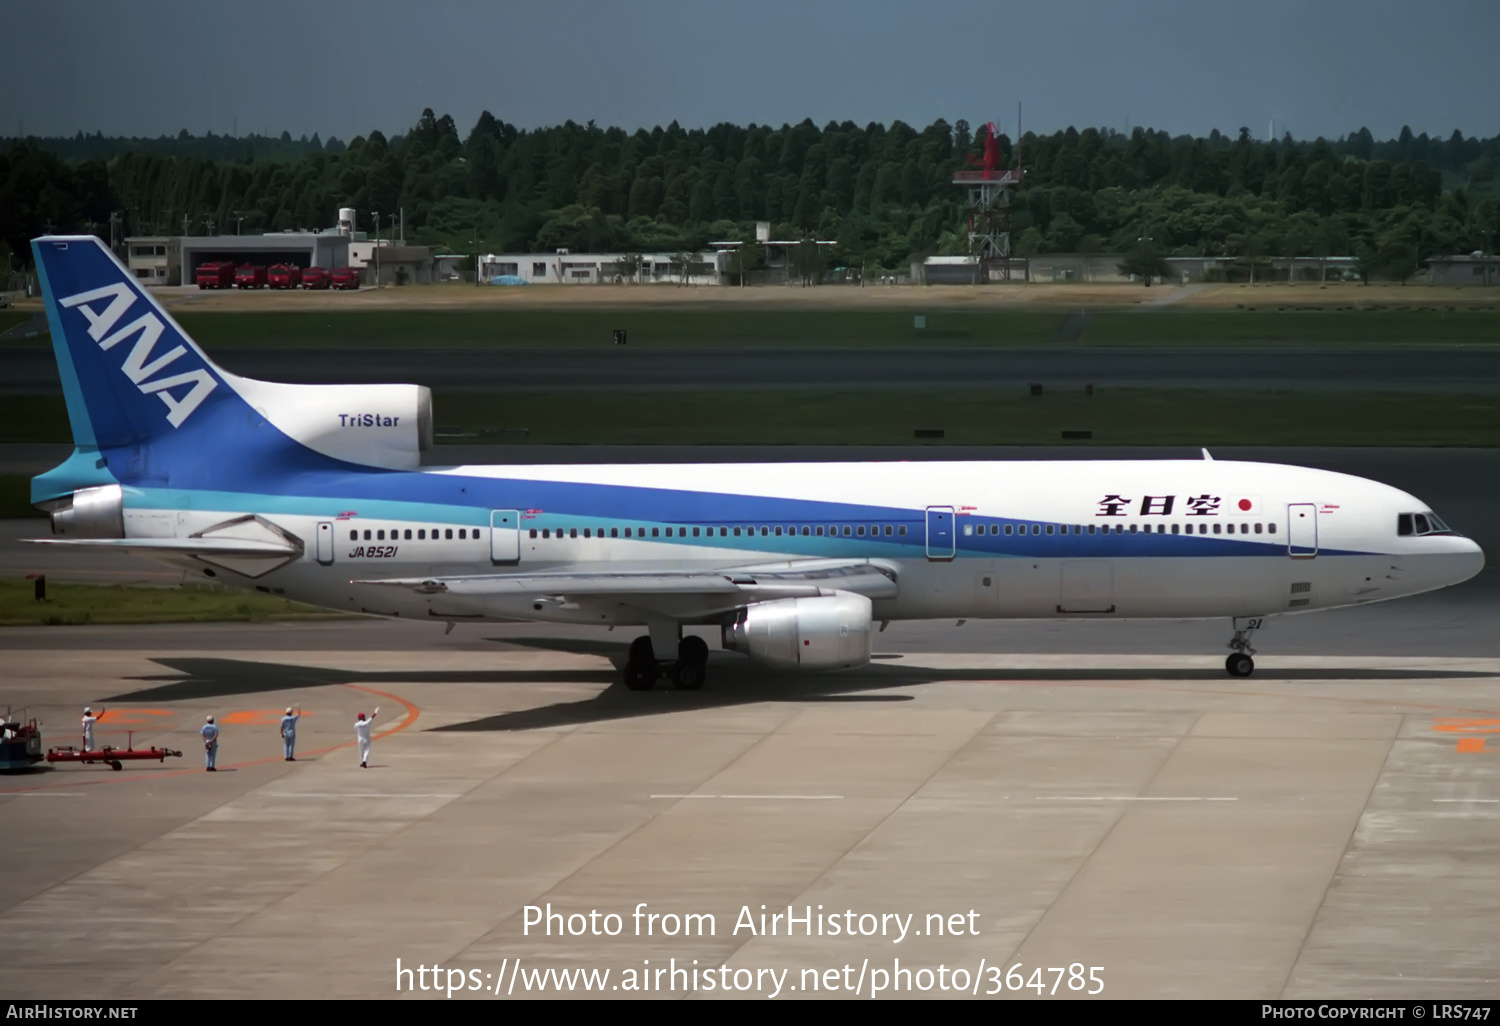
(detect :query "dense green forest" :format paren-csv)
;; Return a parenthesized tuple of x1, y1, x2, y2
(3, 112, 1499, 276)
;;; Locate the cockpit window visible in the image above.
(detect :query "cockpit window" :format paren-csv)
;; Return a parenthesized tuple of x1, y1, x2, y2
(1400, 512, 1454, 536)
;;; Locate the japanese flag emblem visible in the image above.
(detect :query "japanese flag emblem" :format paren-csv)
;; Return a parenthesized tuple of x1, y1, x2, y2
(1226, 495, 1261, 516)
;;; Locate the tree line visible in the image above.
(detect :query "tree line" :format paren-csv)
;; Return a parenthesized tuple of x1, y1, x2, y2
(3, 111, 1498, 278)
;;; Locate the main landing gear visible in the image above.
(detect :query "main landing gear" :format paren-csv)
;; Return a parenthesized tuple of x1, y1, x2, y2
(1225, 616, 1263, 678)
(623, 634, 709, 691)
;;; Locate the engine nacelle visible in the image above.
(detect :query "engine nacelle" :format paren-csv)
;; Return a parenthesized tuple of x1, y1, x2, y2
(722, 592, 873, 670)
(50, 483, 124, 538)
(228, 375, 433, 470)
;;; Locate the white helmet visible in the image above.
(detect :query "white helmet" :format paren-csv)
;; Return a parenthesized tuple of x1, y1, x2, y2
(84, 707, 92, 714)
(205, 715, 215, 723)
(286, 707, 294, 715)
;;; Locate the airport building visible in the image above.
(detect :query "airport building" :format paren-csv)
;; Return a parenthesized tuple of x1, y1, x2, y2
(125, 237, 183, 285)
(480, 250, 728, 285)
(1427, 253, 1500, 285)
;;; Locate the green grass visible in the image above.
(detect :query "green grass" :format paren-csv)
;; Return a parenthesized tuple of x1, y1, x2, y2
(0, 311, 30, 336)
(174, 309, 1066, 347)
(0, 476, 46, 518)
(431, 388, 1500, 447)
(0, 396, 75, 444)
(9, 307, 1500, 348)
(0, 579, 343, 627)
(1084, 309, 1500, 345)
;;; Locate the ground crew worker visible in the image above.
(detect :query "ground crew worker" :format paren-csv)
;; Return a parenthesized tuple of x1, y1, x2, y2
(81, 706, 105, 751)
(202, 715, 219, 771)
(280, 706, 301, 761)
(355, 708, 379, 767)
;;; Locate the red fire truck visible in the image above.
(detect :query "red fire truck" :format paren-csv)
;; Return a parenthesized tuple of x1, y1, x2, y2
(330, 267, 361, 290)
(300, 267, 331, 290)
(194, 261, 235, 289)
(235, 264, 268, 289)
(267, 264, 303, 289)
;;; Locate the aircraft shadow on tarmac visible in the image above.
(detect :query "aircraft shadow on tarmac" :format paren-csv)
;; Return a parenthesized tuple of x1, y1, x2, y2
(100, 649, 1497, 734)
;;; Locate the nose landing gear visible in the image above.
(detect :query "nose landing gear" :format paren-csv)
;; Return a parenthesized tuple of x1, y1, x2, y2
(1225, 616, 1263, 677)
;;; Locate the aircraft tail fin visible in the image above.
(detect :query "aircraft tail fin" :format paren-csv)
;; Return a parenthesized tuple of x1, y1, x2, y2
(30, 236, 431, 503)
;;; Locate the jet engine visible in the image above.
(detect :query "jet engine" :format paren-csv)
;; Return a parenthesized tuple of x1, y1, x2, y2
(722, 592, 873, 670)
(227, 376, 433, 470)
(49, 483, 124, 538)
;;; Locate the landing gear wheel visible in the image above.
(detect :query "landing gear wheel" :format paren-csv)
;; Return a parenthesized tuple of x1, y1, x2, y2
(110, 760, 123, 771)
(671, 636, 709, 691)
(624, 635, 658, 691)
(1225, 653, 1255, 678)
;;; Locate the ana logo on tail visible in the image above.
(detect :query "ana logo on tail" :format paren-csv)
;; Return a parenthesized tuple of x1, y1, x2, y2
(58, 282, 218, 427)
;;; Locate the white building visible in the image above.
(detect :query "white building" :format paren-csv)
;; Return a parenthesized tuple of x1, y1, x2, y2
(479, 250, 727, 285)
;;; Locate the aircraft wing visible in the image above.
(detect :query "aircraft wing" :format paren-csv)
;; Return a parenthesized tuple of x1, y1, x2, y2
(353, 559, 899, 608)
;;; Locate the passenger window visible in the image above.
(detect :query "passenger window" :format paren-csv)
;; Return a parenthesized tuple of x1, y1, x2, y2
(884, 525, 892, 536)
(774, 526, 783, 536)
(1212, 523, 1221, 535)
(349, 530, 358, 541)
(733, 527, 741, 536)
(843, 526, 852, 536)
(364, 530, 372, 541)
(444, 529, 452, 539)
(899, 525, 907, 535)
(529, 529, 537, 539)
(1268, 523, 1277, 534)
(720, 527, 728, 536)
(758, 527, 767, 536)
(962, 524, 972, 536)
(1004, 525, 1013, 535)
(1032, 525, 1040, 535)
(856, 526, 866, 536)
(418, 529, 426, 540)
(815, 526, 824, 536)
(1045, 525, 1054, 535)
(651, 528, 659, 538)
(609, 528, 617, 538)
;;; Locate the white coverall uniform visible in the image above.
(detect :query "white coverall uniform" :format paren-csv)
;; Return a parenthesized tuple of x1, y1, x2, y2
(81, 712, 99, 751)
(355, 715, 375, 766)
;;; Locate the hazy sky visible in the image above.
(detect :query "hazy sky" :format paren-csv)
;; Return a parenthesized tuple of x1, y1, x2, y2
(12, 0, 1500, 142)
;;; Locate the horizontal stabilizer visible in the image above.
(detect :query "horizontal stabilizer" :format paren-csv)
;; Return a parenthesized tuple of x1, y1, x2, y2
(23, 537, 300, 557)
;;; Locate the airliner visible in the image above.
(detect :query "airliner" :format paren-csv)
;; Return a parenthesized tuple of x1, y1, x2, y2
(24, 236, 1485, 687)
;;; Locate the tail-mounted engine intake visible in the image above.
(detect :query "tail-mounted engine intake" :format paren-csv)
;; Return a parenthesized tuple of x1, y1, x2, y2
(49, 483, 124, 538)
(722, 592, 873, 670)
(229, 378, 434, 470)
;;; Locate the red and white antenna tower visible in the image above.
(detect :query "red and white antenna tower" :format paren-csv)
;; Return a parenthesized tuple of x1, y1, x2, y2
(952, 109, 1024, 281)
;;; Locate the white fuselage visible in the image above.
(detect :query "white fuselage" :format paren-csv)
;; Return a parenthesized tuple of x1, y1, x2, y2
(123, 458, 1484, 628)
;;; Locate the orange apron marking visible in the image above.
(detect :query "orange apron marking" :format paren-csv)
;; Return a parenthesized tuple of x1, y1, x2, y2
(221, 709, 314, 726)
(1432, 718, 1500, 753)
(93, 708, 173, 725)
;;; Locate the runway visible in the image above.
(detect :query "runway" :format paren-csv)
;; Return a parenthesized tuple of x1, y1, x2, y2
(4, 345, 1500, 393)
